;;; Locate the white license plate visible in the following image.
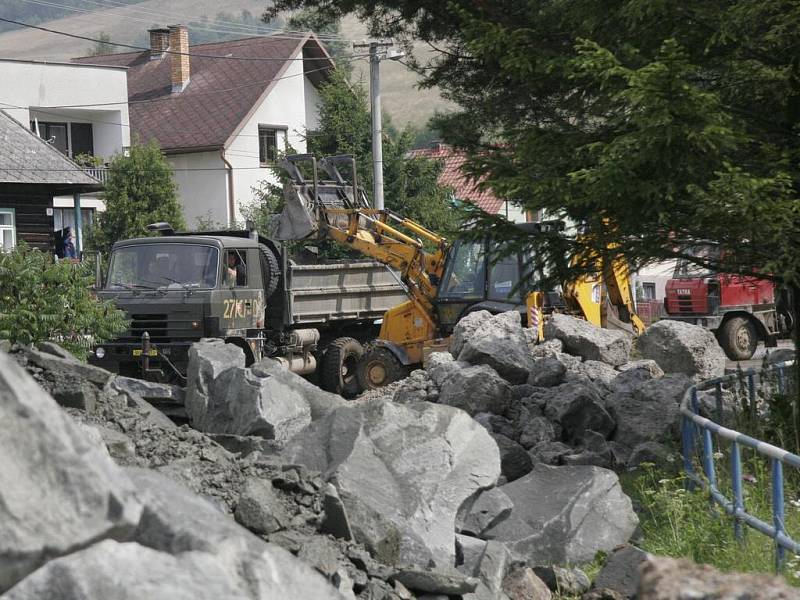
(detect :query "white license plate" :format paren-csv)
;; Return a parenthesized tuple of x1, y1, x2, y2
(676, 289, 691, 295)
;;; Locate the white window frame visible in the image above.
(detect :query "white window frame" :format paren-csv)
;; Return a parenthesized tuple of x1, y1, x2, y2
(258, 124, 288, 166)
(0, 208, 16, 251)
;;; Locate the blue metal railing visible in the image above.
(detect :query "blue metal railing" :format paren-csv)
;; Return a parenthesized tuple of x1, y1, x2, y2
(681, 360, 799, 570)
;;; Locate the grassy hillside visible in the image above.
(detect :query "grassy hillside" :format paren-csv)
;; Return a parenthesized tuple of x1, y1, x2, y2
(0, 0, 451, 128)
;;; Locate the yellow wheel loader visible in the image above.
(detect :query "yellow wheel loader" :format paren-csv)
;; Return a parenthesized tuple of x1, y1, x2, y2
(276, 154, 644, 391)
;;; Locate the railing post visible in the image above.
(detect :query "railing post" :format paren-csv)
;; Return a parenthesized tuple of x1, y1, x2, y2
(702, 428, 717, 489)
(682, 415, 697, 491)
(731, 441, 744, 540)
(771, 458, 786, 571)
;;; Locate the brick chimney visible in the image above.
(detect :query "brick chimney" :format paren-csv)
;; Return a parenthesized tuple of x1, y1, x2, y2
(148, 28, 170, 60)
(168, 25, 190, 93)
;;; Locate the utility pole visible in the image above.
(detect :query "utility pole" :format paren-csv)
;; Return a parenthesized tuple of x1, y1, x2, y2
(353, 40, 403, 211)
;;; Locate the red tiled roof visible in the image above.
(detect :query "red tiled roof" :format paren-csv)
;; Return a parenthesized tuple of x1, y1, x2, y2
(409, 145, 505, 214)
(73, 34, 332, 153)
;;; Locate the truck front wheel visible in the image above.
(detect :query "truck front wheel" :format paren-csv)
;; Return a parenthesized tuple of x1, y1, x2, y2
(320, 337, 363, 398)
(357, 346, 406, 391)
(718, 316, 758, 361)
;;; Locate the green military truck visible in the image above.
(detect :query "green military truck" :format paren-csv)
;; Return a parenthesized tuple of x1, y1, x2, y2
(89, 224, 408, 396)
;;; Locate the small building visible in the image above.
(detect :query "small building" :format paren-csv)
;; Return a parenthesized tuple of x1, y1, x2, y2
(76, 26, 334, 228)
(0, 57, 131, 249)
(409, 144, 530, 223)
(0, 110, 101, 252)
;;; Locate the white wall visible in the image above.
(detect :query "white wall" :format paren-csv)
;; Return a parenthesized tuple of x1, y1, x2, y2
(168, 151, 230, 228)
(225, 53, 320, 223)
(635, 260, 678, 300)
(501, 201, 529, 223)
(0, 59, 130, 154)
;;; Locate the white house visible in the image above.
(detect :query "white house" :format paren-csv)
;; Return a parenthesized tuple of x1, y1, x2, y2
(0, 58, 130, 248)
(77, 26, 331, 228)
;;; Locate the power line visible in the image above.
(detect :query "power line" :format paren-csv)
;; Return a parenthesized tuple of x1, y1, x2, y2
(0, 59, 352, 114)
(0, 15, 344, 62)
(72, 0, 347, 41)
(9, 0, 348, 43)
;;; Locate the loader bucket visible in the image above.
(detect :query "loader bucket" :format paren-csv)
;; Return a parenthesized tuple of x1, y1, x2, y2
(275, 183, 319, 241)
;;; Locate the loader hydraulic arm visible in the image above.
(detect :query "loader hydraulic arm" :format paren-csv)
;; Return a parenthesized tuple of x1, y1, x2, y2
(321, 206, 449, 312)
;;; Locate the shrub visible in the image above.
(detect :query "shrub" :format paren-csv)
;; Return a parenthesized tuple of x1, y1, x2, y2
(0, 244, 128, 358)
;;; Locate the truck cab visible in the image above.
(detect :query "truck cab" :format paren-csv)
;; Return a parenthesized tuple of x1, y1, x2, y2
(664, 254, 791, 360)
(91, 235, 270, 380)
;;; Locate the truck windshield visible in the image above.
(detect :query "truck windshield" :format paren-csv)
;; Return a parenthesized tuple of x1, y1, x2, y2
(674, 245, 720, 278)
(106, 244, 219, 290)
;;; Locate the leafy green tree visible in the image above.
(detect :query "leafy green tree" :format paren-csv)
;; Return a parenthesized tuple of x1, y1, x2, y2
(0, 244, 128, 359)
(87, 141, 185, 255)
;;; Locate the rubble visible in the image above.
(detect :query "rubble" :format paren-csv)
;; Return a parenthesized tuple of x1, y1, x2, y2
(592, 545, 648, 599)
(3, 307, 767, 600)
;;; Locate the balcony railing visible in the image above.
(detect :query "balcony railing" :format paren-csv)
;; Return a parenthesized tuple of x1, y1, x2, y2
(83, 166, 109, 184)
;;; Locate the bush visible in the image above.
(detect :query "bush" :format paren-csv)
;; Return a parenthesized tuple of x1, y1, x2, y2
(0, 244, 128, 358)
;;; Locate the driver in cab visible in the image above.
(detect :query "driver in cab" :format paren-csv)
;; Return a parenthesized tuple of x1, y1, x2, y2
(225, 251, 247, 287)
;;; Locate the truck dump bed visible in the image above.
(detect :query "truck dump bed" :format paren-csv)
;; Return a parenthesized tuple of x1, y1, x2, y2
(284, 260, 408, 325)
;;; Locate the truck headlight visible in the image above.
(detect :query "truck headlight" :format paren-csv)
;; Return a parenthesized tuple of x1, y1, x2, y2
(95, 347, 106, 359)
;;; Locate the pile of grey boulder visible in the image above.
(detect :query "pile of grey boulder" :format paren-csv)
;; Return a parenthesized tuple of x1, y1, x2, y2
(390, 312, 726, 482)
(3, 311, 775, 600)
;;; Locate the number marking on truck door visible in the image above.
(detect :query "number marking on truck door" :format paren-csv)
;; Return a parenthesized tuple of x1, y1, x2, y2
(223, 299, 254, 320)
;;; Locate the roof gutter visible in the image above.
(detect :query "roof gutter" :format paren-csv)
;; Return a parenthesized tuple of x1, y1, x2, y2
(221, 150, 235, 227)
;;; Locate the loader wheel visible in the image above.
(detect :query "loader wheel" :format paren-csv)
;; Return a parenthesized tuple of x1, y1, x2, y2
(717, 316, 758, 361)
(321, 337, 363, 398)
(357, 346, 406, 391)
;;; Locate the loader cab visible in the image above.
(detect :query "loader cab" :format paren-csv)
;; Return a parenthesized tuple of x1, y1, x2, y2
(435, 236, 531, 333)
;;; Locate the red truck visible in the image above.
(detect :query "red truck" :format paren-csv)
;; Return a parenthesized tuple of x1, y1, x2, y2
(664, 258, 794, 361)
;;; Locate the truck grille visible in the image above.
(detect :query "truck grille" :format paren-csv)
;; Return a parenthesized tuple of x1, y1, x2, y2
(130, 313, 168, 341)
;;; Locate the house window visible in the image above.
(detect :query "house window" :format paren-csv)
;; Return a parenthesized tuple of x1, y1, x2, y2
(53, 208, 95, 233)
(30, 121, 94, 158)
(0, 209, 16, 251)
(258, 127, 278, 164)
(641, 282, 657, 301)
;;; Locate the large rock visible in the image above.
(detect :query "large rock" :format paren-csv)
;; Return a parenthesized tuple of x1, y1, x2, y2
(197, 366, 312, 441)
(492, 434, 534, 482)
(636, 320, 726, 381)
(185, 339, 246, 426)
(593, 544, 648, 599)
(234, 478, 290, 535)
(438, 364, 513, 416)
(3, 540, 256, 600)
(502, 568, 552, 600)
(451, 311, 492, 358)
(543, 383, 616, 444)
(252, 358, 345, 420)
(608, 374, 693, 448)
(0, 353, 142, 594)
(125, 467, 342, 599)
(544, 315, 631, 367)
(460, 487, 514, 538)
(483, 464, 638, 565)
(281, 399, 501, 568)
(457, 312, 536, 384)
(638, 556, 796, 600)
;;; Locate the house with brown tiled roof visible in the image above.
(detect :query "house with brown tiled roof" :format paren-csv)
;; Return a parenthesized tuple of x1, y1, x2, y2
(75, 25, 334, 227)
(409, 144, 530, 222)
